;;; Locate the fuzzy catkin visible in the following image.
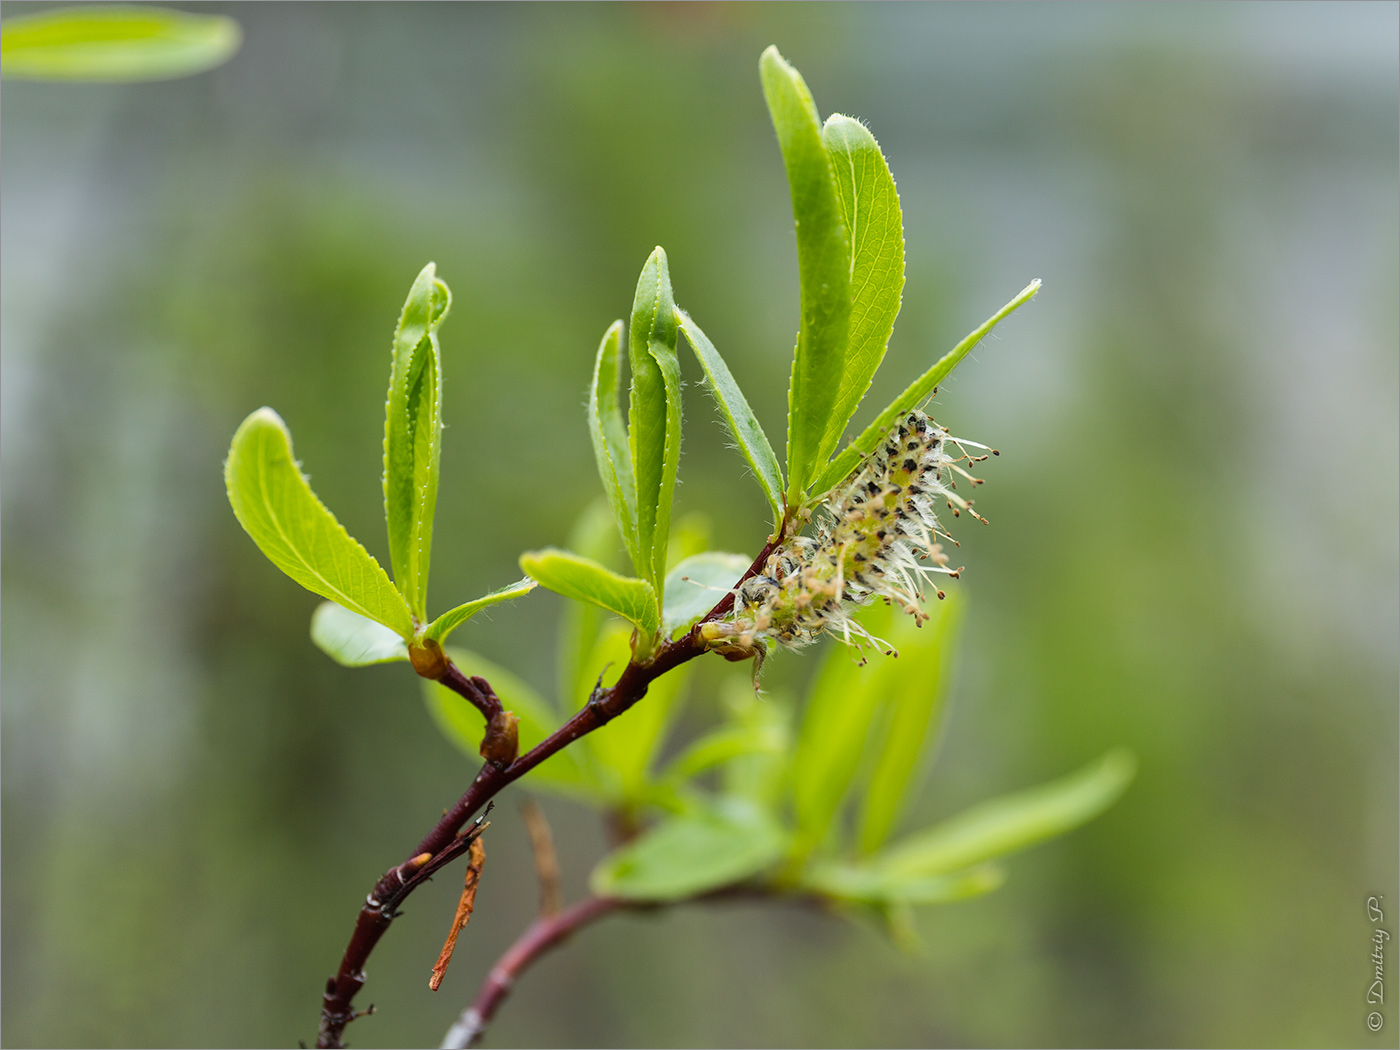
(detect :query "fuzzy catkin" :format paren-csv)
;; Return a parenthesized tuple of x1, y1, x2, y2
(702, 409, 991, 658)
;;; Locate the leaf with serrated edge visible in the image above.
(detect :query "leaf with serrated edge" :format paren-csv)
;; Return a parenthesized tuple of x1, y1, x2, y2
(856, 595, 964, 853)
(1, 6, 240, 81)
(423, 577, 536, 646)
(226, 408, 413, 638)
(591, 800, 786, 902)
(520, 548, 659, 637)
(384, 263, 450, 623)
(760, 46, 852, 507)
(311, 602, 409, 666)
(424, 649, 593, 797)
(627, 248, 682, 597)
(819, 115, 905, 463)
(588, 321, 640, 568)
(676, 309, 784, 525)
(811, 279, 1041, 497)
(880, 749, 1137, 878)
(662, 551, 751, 636)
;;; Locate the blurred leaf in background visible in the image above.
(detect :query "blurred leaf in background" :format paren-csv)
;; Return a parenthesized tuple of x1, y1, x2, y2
(1, 5, 240, 81)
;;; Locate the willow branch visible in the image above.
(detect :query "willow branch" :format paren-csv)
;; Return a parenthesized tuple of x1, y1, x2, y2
(316, 524, 788, 1048)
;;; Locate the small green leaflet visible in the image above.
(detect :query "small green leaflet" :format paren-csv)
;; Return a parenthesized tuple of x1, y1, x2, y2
(661, 551, 751, 636)
(818, 114, 905, 466)
(591, 799, 787, 902)
(519, 548, 659, 637)
(225, 408, 413, 639)
(801, 859, 1004, 906)
(759, 45, 852, 508)
(423, 577, 537, 646)
(879, 748, 1137, 878)
(810, 279, 1041, 498)
(384, 263, 450, 624)
(311, 602, 409, 667)
(588, 321, 640, 571)
(627, 248, 683, 599)
(1, 5, 240, 81)
(675, 310, 784, 526)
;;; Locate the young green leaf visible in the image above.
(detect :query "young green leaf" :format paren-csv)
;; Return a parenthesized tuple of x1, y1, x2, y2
(424, 649, 593, 796)
(810, 279, 1041, 497)
(819, 114, 905, 462)
(225, 408, 414, 638)
(557, 499, 622, 709)
(627, 248, 683, 597)
(659, 720, 786, 789)
(675, 309, 784, 525)
(384, 263, 451, 624)
(788, 625, 897, 859)
(719, 679, 793, 812)
(590, 799, 786, 902)
(661, 551, 752, 636)
(1, 6, 240, 81)
(311, 602, 409, 667)
(856, 595, 964, 854)
(879, 749, 1138, 878)
(801, 858, 1004, 906)
(759, 46, 852, 507)
(588, 321, 640, 569)
(422, 577, 536, 646)
(519, 548, 659, 638)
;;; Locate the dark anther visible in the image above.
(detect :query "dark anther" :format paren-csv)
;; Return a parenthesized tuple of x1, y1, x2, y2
(903, 458, 917, 471)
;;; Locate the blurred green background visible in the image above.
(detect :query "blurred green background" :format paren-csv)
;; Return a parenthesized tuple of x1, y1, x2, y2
(3, 3, 1396, 1047)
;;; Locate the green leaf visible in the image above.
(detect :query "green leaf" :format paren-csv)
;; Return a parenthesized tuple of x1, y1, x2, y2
(1, 6, 240, 81)
(423, 577, 536, 646)
(558, 500, 621, 709)
(310, 602, 409, 667)
(627, 248, 683, 597)
(802, 859, 1004, 906)
(588, 321, 640, 569)
(856, 595, 964, 854)
(675, 309, 784, 525)
(880, 749, 1138, 878)
(660, 720, 785, 788)
(819, 115, 905, 462)
(661, 551, 751, 636)
(225, 408, 413, 638)
(425, 649, 593, 796)
(810, 279, 1041, 497)
(759, 46, 851, 507)
(520, 548, 659, 638)
(591, 799, 787, 902)
(383, 263, 451, 623)
(718, 678, 793, 811)
(788, 626, 897, 859)
(584, 621, 693, 804)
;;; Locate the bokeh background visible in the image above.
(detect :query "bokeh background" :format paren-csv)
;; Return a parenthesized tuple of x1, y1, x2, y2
(3, 3, 1396, 1047)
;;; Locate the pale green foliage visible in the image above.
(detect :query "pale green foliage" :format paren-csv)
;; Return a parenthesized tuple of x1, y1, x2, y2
(1, 5, 240, 81)
(225, 408, 414, 638)
(519, 549, 658, 638)
(311, 602, 410, 667)
(760, 46, 852, 506)
(383, 263, 450, 624)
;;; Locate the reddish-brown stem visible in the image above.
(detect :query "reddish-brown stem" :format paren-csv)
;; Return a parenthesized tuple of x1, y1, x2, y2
(440, 895, 621, 1049)
(316, 524, 789, 1048)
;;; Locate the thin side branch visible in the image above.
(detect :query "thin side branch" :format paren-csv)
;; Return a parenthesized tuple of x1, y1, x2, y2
(521, 800, 562, 917)
(316, 528, 786, 1048)
(439, 896, 620, 1050)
